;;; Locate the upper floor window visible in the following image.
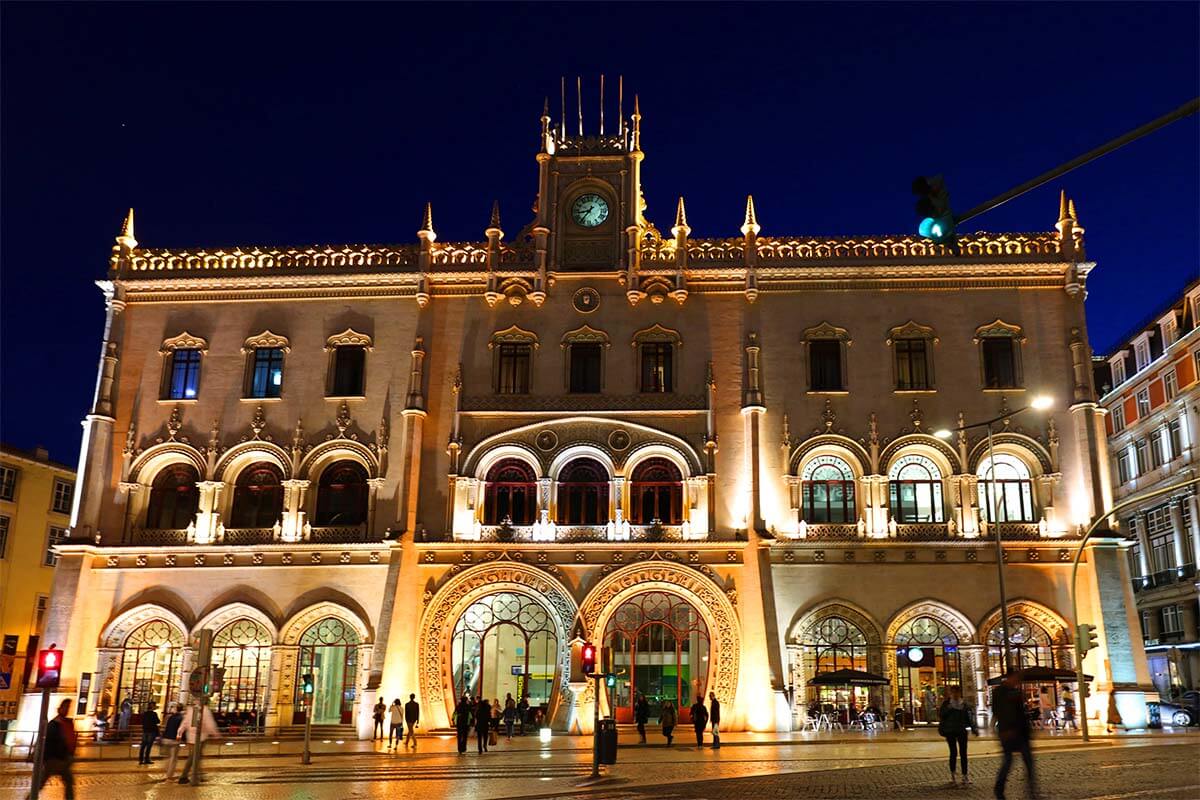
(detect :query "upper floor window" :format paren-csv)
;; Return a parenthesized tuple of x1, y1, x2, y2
(1134, 439, 1149, 475)
(44, 526, 68, 567)
(1161, 317, 1178, 347)
(248, 348, 285, 399)
(629, 457, 683, 525)
(556, 458, 609, 525)
(229, 462, 284, 528)
(888, 321, 936, 391)
(801, 455, 856, 524)
(569, 344, 603, 393)
(888, 454, 944, 524)
(640, 343, 673, 393)
(976, 454, 1035, 523)
(483, 458, 537, 525)
(1163, 370, 1178, 401)
(975, 320, 1023, 389)
(1111, 403, 1126, 433)
(1134, 338, 1151, 371)
(314, 460, 368, 527)
(0, 515, 9, 558)
(1161, 604, 1183, 634)
(1168, 418, 1183, 460)
(0, 465, 16, 501)
(165, 349, 202, 400)
(1194, 349, 1200, 381)
(51, 479, 73, 515)
(490, 327, 538, 395)
(803, 322, 850, 393)
(1117, 450, 1132, 484)
(146, 464, 200, 530)
(1111, 358, 1127, 386)
(325, 329, 372, 398)
(1136, 388, 1151, 418)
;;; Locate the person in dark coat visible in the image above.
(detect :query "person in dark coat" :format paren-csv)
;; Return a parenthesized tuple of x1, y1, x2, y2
(404, 693, 421, 749)
(35, 699, 76, 799)
(992, 671, 1037, 800)
(634, 693, 650, 743)
(474, 697, 492, 753)
(937, 686, 978, 786)
(690, 695, 709, 747)
(660, 700, 677, 745)
(161, 704, 186, 780)
(454, 694, 473, 755)
(138, 702, 161, 764)
(708, 691, 722, 748)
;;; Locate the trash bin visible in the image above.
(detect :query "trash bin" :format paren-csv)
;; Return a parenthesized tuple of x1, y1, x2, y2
(598, 718, 618, 764)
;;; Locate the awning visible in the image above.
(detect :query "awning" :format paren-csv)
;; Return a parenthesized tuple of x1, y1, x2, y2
(986, 666, 1094, 686)
(808, 669, 890, 686)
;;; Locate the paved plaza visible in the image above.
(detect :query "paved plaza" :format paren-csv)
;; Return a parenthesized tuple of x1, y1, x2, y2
(2, 730, 1197, 799)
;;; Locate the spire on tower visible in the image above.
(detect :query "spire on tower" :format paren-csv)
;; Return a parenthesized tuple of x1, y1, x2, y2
(740, 195, 760, 236)
(1058, 189, 1069, 223)
(418, 202, 436, 242)
(490, 200, 502, 229)
(1068, 197, 1084, 234)
(116, 208, 137, 250)
(631, 94, 642, 151)
(671, 196, 690, 238)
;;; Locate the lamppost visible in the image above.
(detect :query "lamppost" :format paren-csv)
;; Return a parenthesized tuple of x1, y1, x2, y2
(935, 394, 1054, 675)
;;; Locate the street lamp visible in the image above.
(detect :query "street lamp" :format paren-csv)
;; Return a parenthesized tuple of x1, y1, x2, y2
(934, 394, 1054, 674)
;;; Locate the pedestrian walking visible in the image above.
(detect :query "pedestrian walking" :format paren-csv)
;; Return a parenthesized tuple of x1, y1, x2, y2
(516, 696, 529, 735)
(937, 686, 978, 787)
(634, 693, 649, 743)
(454, 694, 473, 755)
(372, 698, 386, 740)
(138, 702, 161, 764)
(1061, 694, 1077, 731)
(708, 691, 722, 748)
(690, 695, 709, 747)
(161, 704, 185, 781)
(404, 693, 420, 748)
(29, 699, 76, 800)
(503, 693, 516, 741)
(117, 697, 132, 740)
(388, 697, 404, 749)
(176, 703, 218, 785)
(475, 697, 492, 753)
(660, 700, 676, 745)
(992, 671, 1037, 800)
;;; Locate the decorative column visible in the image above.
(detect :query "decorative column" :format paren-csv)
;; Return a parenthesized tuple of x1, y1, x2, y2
(367, 477, 385, 535)
(960, 475, 981, 537)
(1168, 500, 1188, 573)
(1135, 513, 1153, 580)
(192, 481, 224, 544)
(398, 337, 427, 537)
(705, 361, 718, 536)
(1186, 495, 1200, 572)
(279, 479, 308, 542)
(742, 333, 766, 534)
(670, 196, 689, 303)
(863, 475, 889, 538)
(961, 644, 988, 727)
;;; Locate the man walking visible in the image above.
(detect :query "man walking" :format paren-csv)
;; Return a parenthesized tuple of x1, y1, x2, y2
(29, 699, 76, 800)
(454, 694, 473, 755)
(690, 694, 709, 747)
(176, 703, 218, 785)
(475, 697, 492, 753)
(161, 704, 185, 781)
(634, 692, 649, 743)
(372, 698, 386, 740)
(992, 670, 1037, 800)
(388, 697, 404, 749)
(708, 691, 721, 748)
(138, 702, 160, 764)
(404, 693, 420, 748)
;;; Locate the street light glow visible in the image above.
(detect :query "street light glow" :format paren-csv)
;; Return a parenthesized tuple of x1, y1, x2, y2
(1031, 394, 1054, 410)
(933, 428, 953, 440)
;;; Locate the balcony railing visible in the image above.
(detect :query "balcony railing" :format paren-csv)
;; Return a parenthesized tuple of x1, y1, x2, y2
(470, 523, 690, 543)
(788, 520, 1061, 542)
(126, 525, 375, 547)
(1132, 565, 1197, 591)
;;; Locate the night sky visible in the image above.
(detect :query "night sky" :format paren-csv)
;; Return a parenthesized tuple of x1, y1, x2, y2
(2, 3, 1197, 464)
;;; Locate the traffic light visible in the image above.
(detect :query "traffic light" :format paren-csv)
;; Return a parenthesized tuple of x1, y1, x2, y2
(1076, 623, 1100, 655)
(581, 642, 596, 676)
(301, 673, 315, 695)
(35, 646, 62, 690)
(605, 673, 616, 689)
(912, 175, 956, 245)
(210, 666, 226, 696)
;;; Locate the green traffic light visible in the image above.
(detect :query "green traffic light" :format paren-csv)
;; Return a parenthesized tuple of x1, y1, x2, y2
(605, 674, 616, 688)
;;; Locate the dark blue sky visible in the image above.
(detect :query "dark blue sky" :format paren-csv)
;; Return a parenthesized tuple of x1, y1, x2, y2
(2, 3, 1197, 463)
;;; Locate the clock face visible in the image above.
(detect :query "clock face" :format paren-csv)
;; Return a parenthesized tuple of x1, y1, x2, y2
(571, 194, 609, 228)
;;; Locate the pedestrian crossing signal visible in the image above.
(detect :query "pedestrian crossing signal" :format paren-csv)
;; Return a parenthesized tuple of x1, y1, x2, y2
(605, 673, 616, 689)
(302, 673, 315, 695)
(35, 646, 61, 690)
(581, 643, 596, 676)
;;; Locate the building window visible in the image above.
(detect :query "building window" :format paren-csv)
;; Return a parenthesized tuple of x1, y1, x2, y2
(0, 515, 9, 558)
(1194, 350, 1200, 382)
(163, 348, 202, 400)
(1163, 370, 1178, 401)
(1161, 318, 1177, 347)
(34, 595, 48, 632)
(1134, 439, 1149, 476)
(496, 344, 531, 394)
(44, 526, 68, 567)
(1151, 429, 1167, 469)
(229, 462, 284, 528)
(1140, 610, 1152, 636)
(888, 454, 944, 524)
(483, 458, 537, 525)
(1117, 450, 1132, 484)
(629, 457, 683, 524)
(1111, 404, 1126, 433)
(1134, 339, 1151, 371)
(1136, 388, 1150, 418)
(1168, 418, 1183, 460)
(247, 348, 285, 399)
(211, 619, 272, 715)
(809, 340, 844, 392)
(0, 465, 18, 501)
(639, 343, 674, 393)
(51, 479, 74, 515)
(894, 338, 931, 390)
(801, 455, 857, 524)
(117, 620, 184, 716)
(556, 458, 609, 525)
(1112, 358, 1126, 386)
(569, 344, 603, 393)
(1161, 605, 1183, 634)
(146, 464, 200, 529)
(314, 461, 368, 527)
(1147, 507, 1175, 574)
(329, 346, 366, 397)
(977, 454, 1036, 523)
(981, 338, 1019, 389)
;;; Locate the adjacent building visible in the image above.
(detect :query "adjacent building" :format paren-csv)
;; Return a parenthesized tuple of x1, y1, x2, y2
(1097, 280, 1200, 701)
(17, 89, 1153, 740)
(0, 445, 75, 728)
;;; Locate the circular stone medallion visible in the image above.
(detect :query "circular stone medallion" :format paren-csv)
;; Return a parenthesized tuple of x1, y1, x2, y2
(535, 430, 559, 451)
(608, 429, 631, 451)
(573, 287, 600, 314)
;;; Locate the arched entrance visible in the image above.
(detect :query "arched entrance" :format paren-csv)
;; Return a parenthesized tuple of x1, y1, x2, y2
(116, 619, 185, 713)
(603, 591, 709, 722)
(294, 618, 360, 724)
(892, 615, 962, 724)
(450, 592, 559, 711)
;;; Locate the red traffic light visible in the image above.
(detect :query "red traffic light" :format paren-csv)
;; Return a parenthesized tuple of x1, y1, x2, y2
(581, 642, 596, 675)
(36, 647, 62, 690)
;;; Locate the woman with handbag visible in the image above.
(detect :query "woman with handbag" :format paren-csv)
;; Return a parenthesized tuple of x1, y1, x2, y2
(937, 686, 978, 787)
(660, 700, 677, 745)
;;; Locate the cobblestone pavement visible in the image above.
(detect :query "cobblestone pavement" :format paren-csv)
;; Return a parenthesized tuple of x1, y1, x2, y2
(1, 735, 1196, 799)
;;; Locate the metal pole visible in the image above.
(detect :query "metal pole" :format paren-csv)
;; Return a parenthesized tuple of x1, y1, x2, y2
(591, 673, 601, 779)
(183, 629, 213, 786)
(987, 424, 1014, 674)
(956, 97, 1199, 225)
(1069, 476, 1200, 742)
(29, 687, 50, 800)
(302, 693, 313, 765)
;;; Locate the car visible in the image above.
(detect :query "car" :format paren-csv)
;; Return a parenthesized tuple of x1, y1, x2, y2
(1149, 690, 1200, 728)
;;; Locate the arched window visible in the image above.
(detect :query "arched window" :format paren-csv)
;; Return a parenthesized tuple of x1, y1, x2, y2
(483, 459, 537, 525)
(801, 456, 856, 524)
(985, 615, 1054, 677)
(888, 455, 944, 523)
(798, 615, 878, 712)
(314, 461, 368, 527)
(977, 454, 1035, 523)
(629, 458, 683, 524)
(117, 619, 184, 714)
(556, 458, 609, 525)
(891, 615, 961, 725)
(229, 462, 284, 528)
(146, 464, 200, 529)
(211, 619, 272, 715)
(295, 617, 360, 724)
(450, 592, 558, 709)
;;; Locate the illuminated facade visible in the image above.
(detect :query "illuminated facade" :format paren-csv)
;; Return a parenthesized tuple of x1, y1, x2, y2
(18, 88, 1154, 739)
